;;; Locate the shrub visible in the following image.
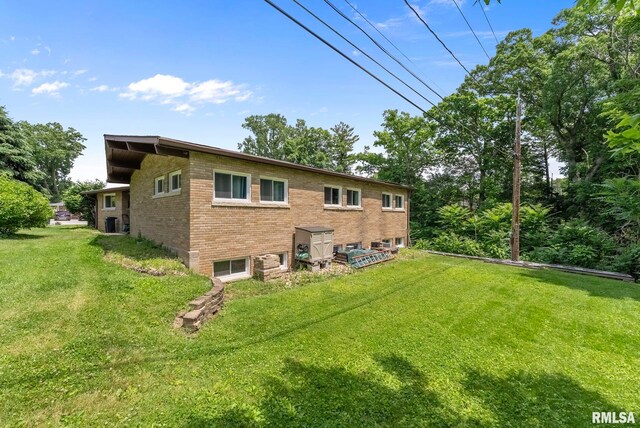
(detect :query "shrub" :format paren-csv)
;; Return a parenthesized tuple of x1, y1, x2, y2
(415, 233, 486, 257)
(612, 244, 640, 281)
(436, 205, 471, 235)
(0, 175, 51, 236)
(62, 179, 105, 227)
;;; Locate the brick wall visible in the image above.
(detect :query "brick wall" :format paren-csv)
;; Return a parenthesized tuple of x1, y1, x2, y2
(129, 155, 190, 260)
(188, 152, 408, 276)
(95, 190, 129, 233)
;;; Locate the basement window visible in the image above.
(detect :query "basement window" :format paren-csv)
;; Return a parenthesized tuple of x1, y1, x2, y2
(154, 176, 165, 195)
(169, 170, 182, 192)
(346, 242, 362, 250)
(346, 188, 361, 208)
(103, 193, 116, 210)
(213, 257, 249, 280)
(214, 171, 250, 202)
(260, 177, 287, 203)
(396, 237, 405, 247)
(278, 252, 288, 270)
(324, 186, 341, 206)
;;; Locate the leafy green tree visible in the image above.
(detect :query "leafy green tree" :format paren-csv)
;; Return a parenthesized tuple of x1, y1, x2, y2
(19, 121, 86, 201)
(238, 114, 290, 160)
(0, 174, 51, 236)
(327, 122, 358, 173)
(0, 106, 40, 186)
(62, 179, 105, 227)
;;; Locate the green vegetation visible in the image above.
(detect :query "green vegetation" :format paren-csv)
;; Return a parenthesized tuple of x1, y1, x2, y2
(1, 228, 639, 426)
(62, 179, 105, 226)
(0, 174, 51, 236)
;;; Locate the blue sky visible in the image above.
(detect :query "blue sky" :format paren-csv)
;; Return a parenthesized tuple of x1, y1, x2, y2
(0, 0, 573, 182)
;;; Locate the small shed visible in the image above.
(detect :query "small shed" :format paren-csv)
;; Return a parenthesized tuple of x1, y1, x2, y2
(294, 226, 334, 263)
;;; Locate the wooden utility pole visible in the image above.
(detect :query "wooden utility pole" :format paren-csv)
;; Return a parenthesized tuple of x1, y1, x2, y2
(511, 90, 522, 261)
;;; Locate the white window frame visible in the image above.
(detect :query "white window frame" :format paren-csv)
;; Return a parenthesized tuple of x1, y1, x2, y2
(382, 192, 393, 210)
(103, 193, 116, 210)
(346, 187, 362, 208)
(381, 239, 392, 245)
(278, 252, 288, 270)
(169, 170, 182, 192)
(394, 194, 405, 210)
(212, 257, 250, 281)
(259, 176, 288, 204)
(395, 237, 405, 248)
(154, 176, 165, 196)
(323, 185, 342, 207)
(213, 170, 251, 203)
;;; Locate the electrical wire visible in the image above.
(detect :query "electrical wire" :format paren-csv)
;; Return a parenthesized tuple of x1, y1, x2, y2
(452, 0, 490, 59)
(476, 1, 499, 44)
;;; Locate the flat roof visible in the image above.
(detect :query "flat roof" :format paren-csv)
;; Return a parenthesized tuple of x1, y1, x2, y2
(295, 226, 334, 233)
(103, 134, 412, 190)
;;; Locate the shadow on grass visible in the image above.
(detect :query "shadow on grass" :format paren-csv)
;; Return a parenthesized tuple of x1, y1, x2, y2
(184, 355, 623, 427)
(518, 268, 640, 302)
(90, 234, 176, 262)
(1, 233, 45, 240)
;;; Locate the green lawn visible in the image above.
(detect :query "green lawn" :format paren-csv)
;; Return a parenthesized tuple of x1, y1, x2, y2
(1, 227, 639, 427)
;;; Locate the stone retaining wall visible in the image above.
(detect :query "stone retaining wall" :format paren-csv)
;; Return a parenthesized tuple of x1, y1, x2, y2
(174, 277, 225, 332)
(253, 254, 284, 281)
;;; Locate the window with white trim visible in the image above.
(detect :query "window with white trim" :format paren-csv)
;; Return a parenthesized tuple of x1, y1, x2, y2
(169, 170, 182, 192)
(382, 193, 392, 209)
(213, 257, 249, 279)
(324, 186, 341, 206)
(214, 171, 250, 202)
(333, 244, 343, 254)
(103, 193, 116, 209)
(395, 237, 405, 247)
(346, 242, 362, 250)
(382, 239, 392, 245)
(346, 188, 361, 207)
(260, 178, 287, 203)
(394, 194, 404, 210)
(278, 252, 288, 270)
(154, 176, 165, 195)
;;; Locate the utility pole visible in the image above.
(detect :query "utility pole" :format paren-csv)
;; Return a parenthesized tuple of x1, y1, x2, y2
(511, 90, 522, 261)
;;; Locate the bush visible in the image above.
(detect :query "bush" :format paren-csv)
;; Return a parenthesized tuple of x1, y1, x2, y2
(415, 233, 486, 257)
(62, 179, 105, 226)
(0, 175, 51, 236)
(612, 244, 640, 281)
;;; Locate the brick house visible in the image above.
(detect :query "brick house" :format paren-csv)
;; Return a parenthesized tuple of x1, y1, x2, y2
(100, 135, 411, 280)
(83, 186, 130, 233)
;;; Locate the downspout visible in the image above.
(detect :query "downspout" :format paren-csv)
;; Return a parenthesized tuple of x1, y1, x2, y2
(407, 189, 412, 247)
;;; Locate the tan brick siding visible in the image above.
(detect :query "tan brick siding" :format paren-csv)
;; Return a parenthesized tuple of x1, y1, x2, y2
(95, 190, 129, 233)
(188, 152, 408, 276)
(129, 155, 190, 259)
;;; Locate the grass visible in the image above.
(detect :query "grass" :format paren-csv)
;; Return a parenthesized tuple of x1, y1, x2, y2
(1, 227, 639, 426)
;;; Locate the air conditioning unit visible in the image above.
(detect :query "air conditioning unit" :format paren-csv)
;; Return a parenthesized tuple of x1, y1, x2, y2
(294, 226, 334, 264)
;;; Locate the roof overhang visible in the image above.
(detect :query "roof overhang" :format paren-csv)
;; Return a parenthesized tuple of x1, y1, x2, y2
(81, 185, 130, 196)
(103, 134, 412, 190)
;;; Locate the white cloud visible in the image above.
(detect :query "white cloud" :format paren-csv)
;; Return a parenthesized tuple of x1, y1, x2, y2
(91, 84, 113, 92)
(120, 74, 253, 113)
(32, 81, 69, 95)
(30, 48, 40, 55)
(9, 36, 15, 41)
(73, 69, 88, 76)
(88, 76, 98, 82)
(310, 106, 329, 116)
(374, 17, 404, 29)
(4, 68, 56, 87)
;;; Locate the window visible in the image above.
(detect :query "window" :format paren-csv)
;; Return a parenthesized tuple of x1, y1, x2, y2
(103, 193, 116, 209)
(346, 242, 362, 250)
(214, 171, 250, 202)
(154, 176, 165, 195)
(278, 252, 288, 270)
(260, 178, 287, 203)
(395, 237, 405, 247)
(333, 244, 343, 254)
(382, 193, 392, 209)
(382, 239, 391, 245)
(394, 194, 404, 210)
(213, 257, 249, 279)
(324, 186, 341, 206)
(346, 188, 361, 207)
(169, 170, 182, 192)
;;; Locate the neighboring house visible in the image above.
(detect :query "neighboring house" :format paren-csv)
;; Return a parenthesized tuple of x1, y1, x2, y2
(100, 135, 411, 280)
(49, 202, 67, 212)
(83, 186, 130, 233)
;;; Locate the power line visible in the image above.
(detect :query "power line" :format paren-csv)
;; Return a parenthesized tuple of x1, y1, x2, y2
(343, 0, 414, 65)
(403, 0, 476, 79)
(452, 0, 490, 60)
(323, 0, 444, 100)
(476, 1, 499, 44)
(291, 0, 439, 109)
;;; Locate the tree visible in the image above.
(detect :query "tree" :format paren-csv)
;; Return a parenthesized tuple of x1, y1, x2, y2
(238, 114, 290, 160)
(62, 179, 105, 227)
(327, 122, 358, 173)
(0, 106, 40, 186)
(0, 174, 51, 236)
(19, 122, 87, 201)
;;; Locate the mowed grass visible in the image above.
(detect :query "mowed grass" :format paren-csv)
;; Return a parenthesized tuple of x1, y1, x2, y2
(1, 228, 639, 427)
